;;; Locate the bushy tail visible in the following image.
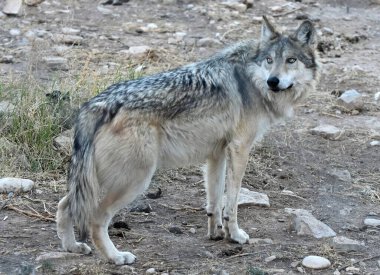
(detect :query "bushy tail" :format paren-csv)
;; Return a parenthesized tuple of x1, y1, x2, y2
(66, 107, 105, 241)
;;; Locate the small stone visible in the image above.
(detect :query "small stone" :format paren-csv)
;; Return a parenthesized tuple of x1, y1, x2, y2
(302, 255, 331, 269)
(333, 269, 341, 275)
(248, 238, 273, 245)
(370, 140, 380, 146)
(331, 236, 365, 253)
(169, 226, 183, 234)
(322, 27, 334, 35)
(36, 252, 82, 262)
(291, 261, 300, 268)
(0, 178, 34, 193)
(9, 29, 21, 36)
(0, 101, 15, 114)
(125, 45, 153, 57)
(189, 228, 196, 234)
(54, 34, 83, 45)
(270, 5, 284, 12)
(337, 89, 364, 111)
(265, 255, 276, 262)
(145, 267, 156, 274)
(197, 37, 222, 47)
(374, 92, 380, 101)
(345, 266, 360, 273)
(310, 125, 344, 140)
(252, 16, 263, 23)
(285, 208, 336, 238)
(130, 203, 152, 213)
(238, 188, 270, 207)
(61, 27, 81, 35)
(43, 56, 69, 71)
(364, 218, 380, 227)
(3, 0, 22, 15)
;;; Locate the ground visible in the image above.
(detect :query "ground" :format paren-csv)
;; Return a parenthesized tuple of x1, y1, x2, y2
(0, 0, 379, 274)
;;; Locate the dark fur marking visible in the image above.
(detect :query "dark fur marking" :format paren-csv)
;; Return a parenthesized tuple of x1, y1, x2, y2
(217, 225, 223, 229)
(223, 216, 230, 221)
(207, 213, 213, 217)
(233, 66, 252, 107)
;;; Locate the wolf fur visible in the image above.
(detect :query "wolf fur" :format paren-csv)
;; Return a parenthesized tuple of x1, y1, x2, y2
(56, 16, 319, 265)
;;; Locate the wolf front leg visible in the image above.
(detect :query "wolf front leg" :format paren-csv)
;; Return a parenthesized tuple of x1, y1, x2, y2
(205, 148, 227, 240)
(223, 144, 250, 244)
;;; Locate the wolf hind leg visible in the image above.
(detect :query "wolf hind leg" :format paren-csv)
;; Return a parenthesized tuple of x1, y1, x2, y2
(56, 195, 92, 254)
(205, 148, 227, 240)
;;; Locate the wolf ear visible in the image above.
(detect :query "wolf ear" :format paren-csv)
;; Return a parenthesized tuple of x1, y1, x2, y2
(293, 20, 316, 46)
(261, 16, 279, 43)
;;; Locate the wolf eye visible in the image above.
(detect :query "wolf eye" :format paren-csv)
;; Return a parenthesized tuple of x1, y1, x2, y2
(266, 57, 273, 64)
(287, 57, 297, 64)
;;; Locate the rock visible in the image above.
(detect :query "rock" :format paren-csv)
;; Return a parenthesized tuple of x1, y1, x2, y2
(169, 226, 183, 234)
(24, 0, 44, 6)
(285, 208, 336, 238)
(146, 267, 156, 274)
(252, 16, 263, 23)
(328, 169, 352, 183)
(43, 56, 69, 71)
(54, 34, 83, 45)
(322, 27, 334, 35)
(130, 203, 152, 213)
(337, 89, 364, 111)
(310, 125, 344, 140)
(374, 92, 380, 101)
(248, 238, 274, 245)
(302, 255, 331, 269)
(0, 101, 15, 114)
(97, 5, 113, 15)
(221, 2, 247, 12)
(331, 236, 365, 252)
(265, 255, 276, 262)
(36, 252, 82, 262)
(124, 45, 153, 58)
(0, 178, 34, 193)
(61, 27, 81, 35)
(9, 29, 21, 36)
(53, 129, 74, 155)
(224, 187, 270, 208)
(364, 218, 380, 227)
(197, 37, 222, 47)
(189, 228, 196, 234)
(346, 266, 360, 273)
(3, 0, 22, 15)
(370, 140, 380, 146)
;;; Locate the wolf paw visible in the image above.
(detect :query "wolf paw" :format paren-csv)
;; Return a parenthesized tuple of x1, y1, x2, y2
(208, 225, 225, 241)
(66, 242, 92, 254)
(229, 228, 249, 244)
(112, 252, 136, 265)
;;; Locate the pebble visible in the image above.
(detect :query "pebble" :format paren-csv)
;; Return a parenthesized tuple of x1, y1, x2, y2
(264, 255, 276, 262)
(189, 228, 196, 234)
(197, 37, 222, 47)
(337, 89, 363, 111)
(0, 178, 34, 193)
(345, 266, 360, 273)
(43, 56, 69, 71)
(125, 45, 152, 57)
(62, 27, 81, 35)
(285, 208, 336, 238)
(3, 0, 22, 15)
(310, 124, 344, 140)
(331, 236, 365, 253)
(374, 91, 380, 101)
(370, 140, 380, 146)
(322, 27, 334, 35)
(146, 268, 156, 274)
(364, 218, 380, 227)
(9, 29, 21, 36)
(302, 255, 331, 269)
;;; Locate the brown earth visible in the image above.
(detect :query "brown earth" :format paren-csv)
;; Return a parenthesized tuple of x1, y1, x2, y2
(0, 0, 380, 274)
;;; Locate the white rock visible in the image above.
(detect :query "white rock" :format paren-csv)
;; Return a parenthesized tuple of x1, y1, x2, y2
(146, 268, 156, 274)
(36, 252, 82, 262)
(285, 208, 336, 238)
(337, 89, 364, 111)
(322, 27, 334, 35)
(374, 92, 380, 101)
(197, 37, 222, 47)
(43, 56, 68, 71)
(302, 255, 331, 269)
(125, 46, 152, 58)
(9, 29, 21, 36)
(333, 269, 341, 275)
(310, 125, 344, 140)
(61, 27, 80, 34)
(0, 178, 34, 193)
(331, 236, 365, 252)
(0, 101, 15, 114)
(224, 187, 270, 208)
(346, 266, 360, 273)
(189, 228, 196, 234)
(3, 0, 22, 15)
(265, 255, 276, 262)
(370, 140, 380, 146)
(364, 218, 380, 227)
(146, 23, 158, 30)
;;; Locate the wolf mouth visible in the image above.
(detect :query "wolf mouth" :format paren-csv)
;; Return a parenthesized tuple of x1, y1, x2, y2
(271, 84, 293, 92)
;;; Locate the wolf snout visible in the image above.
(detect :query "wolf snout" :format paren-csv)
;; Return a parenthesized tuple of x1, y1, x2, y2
(267, 76, 280, 92)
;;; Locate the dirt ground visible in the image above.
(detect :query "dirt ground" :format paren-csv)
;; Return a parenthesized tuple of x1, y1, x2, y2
(0, 0, 380, 274)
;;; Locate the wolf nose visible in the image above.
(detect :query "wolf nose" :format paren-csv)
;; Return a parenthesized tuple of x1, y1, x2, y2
(267, 77, 280, 89)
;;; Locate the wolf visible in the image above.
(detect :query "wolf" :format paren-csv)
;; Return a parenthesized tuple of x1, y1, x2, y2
(56, 16, 319, 265)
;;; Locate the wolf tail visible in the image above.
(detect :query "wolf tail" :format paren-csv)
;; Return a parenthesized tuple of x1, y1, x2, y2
(66, 104, 108, 241)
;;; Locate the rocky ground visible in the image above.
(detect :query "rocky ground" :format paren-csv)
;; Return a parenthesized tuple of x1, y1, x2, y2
(0, 0, 380, 274)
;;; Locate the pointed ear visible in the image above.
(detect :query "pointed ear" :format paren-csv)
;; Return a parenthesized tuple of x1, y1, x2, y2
(293, 20, 316, 46)
(261, 15, 280, 43)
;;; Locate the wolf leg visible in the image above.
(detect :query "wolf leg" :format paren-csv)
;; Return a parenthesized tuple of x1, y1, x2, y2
(56, 195, 92, 254)
(223, 145, 250, 244)
(205, 149, 226, 240)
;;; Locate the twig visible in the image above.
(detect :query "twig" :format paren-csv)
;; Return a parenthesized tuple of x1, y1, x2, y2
(272, 7, 302, 17)
(226, 252, 260, 260)
(158, 203, 203, 212)
(321, 112, 344, 119)
(6, 205, 55, 222)
(339, 255, 380, 271)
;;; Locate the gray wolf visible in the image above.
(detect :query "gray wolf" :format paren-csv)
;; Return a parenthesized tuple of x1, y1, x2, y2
(56, 16, 319, 265)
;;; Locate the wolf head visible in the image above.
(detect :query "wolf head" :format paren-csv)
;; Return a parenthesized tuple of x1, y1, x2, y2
(251, 16, 319, 106)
